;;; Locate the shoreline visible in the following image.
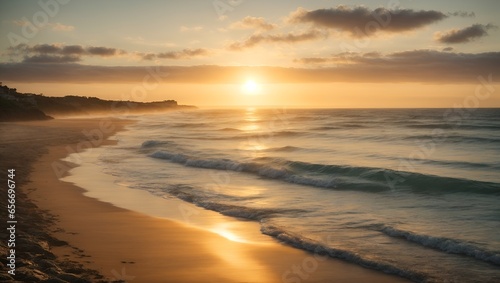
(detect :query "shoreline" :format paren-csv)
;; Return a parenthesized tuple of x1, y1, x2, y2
(0, 117, 131, 282)
(2, 118, 410, 282)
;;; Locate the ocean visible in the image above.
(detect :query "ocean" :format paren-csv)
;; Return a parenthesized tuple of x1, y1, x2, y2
(65, 108, 500, 283)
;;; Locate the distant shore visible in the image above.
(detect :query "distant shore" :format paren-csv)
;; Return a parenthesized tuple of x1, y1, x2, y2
(0, 117, 410, 283)
(0, 83, 195, 122)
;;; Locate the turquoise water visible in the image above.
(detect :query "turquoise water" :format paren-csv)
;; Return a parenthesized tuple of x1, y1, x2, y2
(97, 108, 500, 282)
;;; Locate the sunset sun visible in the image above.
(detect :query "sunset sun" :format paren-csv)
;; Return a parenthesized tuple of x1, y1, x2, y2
(242, 80, 260, 94)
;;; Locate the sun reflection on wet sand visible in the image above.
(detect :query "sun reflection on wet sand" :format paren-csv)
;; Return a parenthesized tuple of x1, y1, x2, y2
(212, 223, 247, 243)
(207, 224, 273, 282)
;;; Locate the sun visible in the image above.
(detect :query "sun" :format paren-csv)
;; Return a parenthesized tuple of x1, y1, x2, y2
(242, 80, 260, 94)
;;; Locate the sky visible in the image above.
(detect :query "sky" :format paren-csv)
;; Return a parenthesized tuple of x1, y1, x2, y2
(0, 0, 499, 108)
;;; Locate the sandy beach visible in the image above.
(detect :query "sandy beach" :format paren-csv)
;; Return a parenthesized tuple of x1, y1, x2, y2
(1, 118, 410, 283)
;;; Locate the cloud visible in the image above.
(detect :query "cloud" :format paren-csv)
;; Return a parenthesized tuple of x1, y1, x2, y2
(141, 48, 210, 60)
(2, 50, 498, 84)
(230, 16, 277, 31)
(11, 20, 74, 31)
(140, 53, 156, 61)
(87, 46, 119, 56)
(227, 30, 325, 50)
(448, 11, 475, 18)
(435, 24, 497, 44)
(294, 51, 381, 64)
(288, 6, 447, 37)
(292, 49, 500, 82)
(49, 23, 75, 31)
(180, 26, 204, 32)
(157, 48, 209, 59)
(30, 44, 61, 54)
(12, 44, 123, 56)
(22, 55, 81, 64)
(61, 45, 86, 55)
(294, 57, 337, 64)
(9, 44, 210, 63)
(8, 44, 125, 63)
(12, 19, 30, 27)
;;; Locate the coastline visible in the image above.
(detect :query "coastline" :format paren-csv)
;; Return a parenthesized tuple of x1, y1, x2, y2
(2, 117, 410, 282)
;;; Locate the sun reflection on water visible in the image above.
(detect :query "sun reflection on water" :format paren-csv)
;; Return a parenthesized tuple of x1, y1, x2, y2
(241, 124, 260, 131)
(238, 108, 270, 158)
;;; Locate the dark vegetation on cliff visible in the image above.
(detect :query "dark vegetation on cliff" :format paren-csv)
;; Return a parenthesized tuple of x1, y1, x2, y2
(0, 83, 194, 121)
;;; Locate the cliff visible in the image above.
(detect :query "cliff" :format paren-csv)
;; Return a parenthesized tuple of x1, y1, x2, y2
(0, 84, 195, 121)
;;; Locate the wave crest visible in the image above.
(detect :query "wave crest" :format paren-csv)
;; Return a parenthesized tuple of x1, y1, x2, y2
(261, 223, 427, 282)
(149, 150, 500, 195)
(375, 225, 500, 266)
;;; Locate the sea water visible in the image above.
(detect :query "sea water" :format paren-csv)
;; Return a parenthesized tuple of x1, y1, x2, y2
(70, 108, 500, 283)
